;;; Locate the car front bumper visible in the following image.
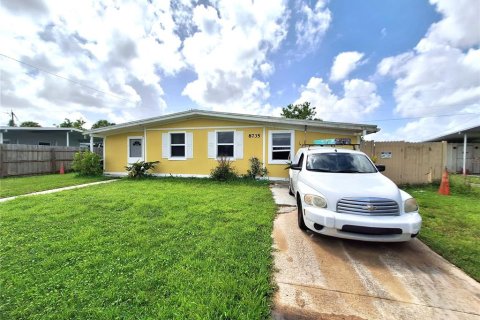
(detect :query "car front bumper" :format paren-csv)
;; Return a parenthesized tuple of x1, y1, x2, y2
(303, 206, 422, 242)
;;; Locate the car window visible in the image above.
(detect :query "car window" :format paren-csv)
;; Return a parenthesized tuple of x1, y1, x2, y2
(306, 153, 377, 173)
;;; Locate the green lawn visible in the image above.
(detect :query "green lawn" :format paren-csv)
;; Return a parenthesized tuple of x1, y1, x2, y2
(0, 178, 276, 319)
(0, 173, 108, 198)
(404, 176, 480, 281)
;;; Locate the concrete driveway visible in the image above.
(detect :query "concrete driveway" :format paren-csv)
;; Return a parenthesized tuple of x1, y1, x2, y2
(270, 185, 480, 320)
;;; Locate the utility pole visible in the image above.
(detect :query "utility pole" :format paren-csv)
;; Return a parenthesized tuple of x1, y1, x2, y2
(6, 109, 18, 127)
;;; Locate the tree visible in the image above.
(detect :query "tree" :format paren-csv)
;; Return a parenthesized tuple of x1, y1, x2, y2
(281, 101, 317, 120)
(91, 119, 115, 129)
(58, 118, 86, 130)
(20, 121, 41, 127)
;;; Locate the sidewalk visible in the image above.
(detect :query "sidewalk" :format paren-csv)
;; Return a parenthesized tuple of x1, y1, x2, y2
(0, 179, 118, 203)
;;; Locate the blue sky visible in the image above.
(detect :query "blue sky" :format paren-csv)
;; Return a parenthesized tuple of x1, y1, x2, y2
(1, 0, 479, 140)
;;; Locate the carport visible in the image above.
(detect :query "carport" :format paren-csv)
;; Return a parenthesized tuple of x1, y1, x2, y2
(425, 125, 480, 175)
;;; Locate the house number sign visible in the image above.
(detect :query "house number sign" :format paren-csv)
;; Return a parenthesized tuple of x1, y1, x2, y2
(248, 134, 261, 138)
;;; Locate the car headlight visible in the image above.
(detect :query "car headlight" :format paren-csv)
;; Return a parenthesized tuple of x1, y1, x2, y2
(404, 198, 418, 213)
(304, 194, 327, 208)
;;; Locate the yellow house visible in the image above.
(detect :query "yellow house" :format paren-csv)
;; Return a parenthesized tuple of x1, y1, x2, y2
(87, 110, 379, 180)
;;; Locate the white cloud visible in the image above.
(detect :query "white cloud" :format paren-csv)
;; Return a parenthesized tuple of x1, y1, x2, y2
(0, 0, 185, 127)
(260, 62, 275, 77)
(424, 0, 480, 49)
(295, 77, 381, 122)
(374, 0, 480, 141)
(330, 51, 365, 82)
(295, 0, 331, 51)
(181, 0, 288, 114)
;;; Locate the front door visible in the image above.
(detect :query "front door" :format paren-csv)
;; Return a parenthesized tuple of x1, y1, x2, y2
(128, 137, 144, 163)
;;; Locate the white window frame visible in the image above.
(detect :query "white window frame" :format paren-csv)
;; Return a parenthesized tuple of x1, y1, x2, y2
(268, 130, 295, 165)
(127, 136, 144, 163)
(216, 130, 235, 160)
(169, 131, 187, 160)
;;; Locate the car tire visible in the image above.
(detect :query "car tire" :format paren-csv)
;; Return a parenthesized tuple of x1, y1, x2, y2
(297, 195, 308, 231)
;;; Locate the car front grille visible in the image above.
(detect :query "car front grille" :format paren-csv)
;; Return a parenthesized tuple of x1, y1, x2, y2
(336, 197, 399, 216)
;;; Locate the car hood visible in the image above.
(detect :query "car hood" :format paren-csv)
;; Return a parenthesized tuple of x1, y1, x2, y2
(301, 171, 401, 207)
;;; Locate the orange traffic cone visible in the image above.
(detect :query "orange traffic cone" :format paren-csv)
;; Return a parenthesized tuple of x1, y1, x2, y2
(59, 162, 65, 174)
(438, 167, 449, 195)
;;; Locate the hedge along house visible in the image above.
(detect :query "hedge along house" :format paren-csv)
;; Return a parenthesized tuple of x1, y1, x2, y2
(86, 109, 379, 180)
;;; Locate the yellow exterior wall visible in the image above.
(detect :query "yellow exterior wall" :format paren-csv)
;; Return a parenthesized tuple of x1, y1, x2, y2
(104, 118, 358, 179)
(105, 131, 143, 172)
(145, 127, 264, 175)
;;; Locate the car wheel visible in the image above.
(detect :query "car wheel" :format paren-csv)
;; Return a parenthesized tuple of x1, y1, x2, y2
(297, 195, 308, 231)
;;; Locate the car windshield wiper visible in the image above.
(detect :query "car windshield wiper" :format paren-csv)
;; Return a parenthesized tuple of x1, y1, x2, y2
(335, 169, 361, 173)
(307, 168, 334, 172)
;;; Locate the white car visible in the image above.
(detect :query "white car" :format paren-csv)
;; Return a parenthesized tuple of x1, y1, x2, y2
(289, 147, 421, 242)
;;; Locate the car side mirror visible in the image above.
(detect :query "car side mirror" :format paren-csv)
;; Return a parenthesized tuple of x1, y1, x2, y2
(376, 165, 386, 172)
(290, 166, 302, 171)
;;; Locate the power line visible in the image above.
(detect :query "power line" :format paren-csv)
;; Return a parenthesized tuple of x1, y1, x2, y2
(361, 112, 479, 123)
(0, 53, 138, 104)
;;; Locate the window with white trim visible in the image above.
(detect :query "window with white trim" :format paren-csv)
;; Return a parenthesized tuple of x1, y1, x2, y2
(170, 133, 185, 158)
(269, 130, 294, 164)
(217, 131, 234, 158)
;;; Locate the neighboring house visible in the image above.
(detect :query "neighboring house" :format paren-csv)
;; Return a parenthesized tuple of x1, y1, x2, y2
(86, 109, 379, 179)
(425, 125, 480, 174)
(0, 127, 89, 147)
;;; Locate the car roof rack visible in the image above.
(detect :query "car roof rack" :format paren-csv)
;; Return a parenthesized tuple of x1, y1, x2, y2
(300, 143, 361, 151)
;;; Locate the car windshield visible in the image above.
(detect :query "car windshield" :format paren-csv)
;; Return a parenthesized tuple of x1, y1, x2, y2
(306, 152, 377, 173)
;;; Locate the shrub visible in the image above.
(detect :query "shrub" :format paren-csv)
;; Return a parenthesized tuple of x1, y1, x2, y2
(245, 157, 268, 179)
(210, 157, 238, 181)
(125, 161, 160, 178)
(72, 151, 103, 176)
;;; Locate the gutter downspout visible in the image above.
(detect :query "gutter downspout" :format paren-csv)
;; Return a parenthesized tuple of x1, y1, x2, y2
(103, 136, 106, 171)
(463, 133, 467, 175)
(304, 124, 307, 145)
(262, 126, 266, 169)
(89, 135, 94, 152)
(66, 131, 70, 147)
(360, 129, 367, 151)
(144, 127, 147, 161)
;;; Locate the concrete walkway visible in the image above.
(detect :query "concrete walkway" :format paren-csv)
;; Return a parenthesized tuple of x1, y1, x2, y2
(270, 182, 296, 213)
(270, 185, 480, 320)
(0, 179, 118, 203)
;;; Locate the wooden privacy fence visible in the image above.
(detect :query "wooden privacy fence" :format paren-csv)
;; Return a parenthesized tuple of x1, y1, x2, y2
(0, 145, 102, 178)
(361, 141, 448, 185)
